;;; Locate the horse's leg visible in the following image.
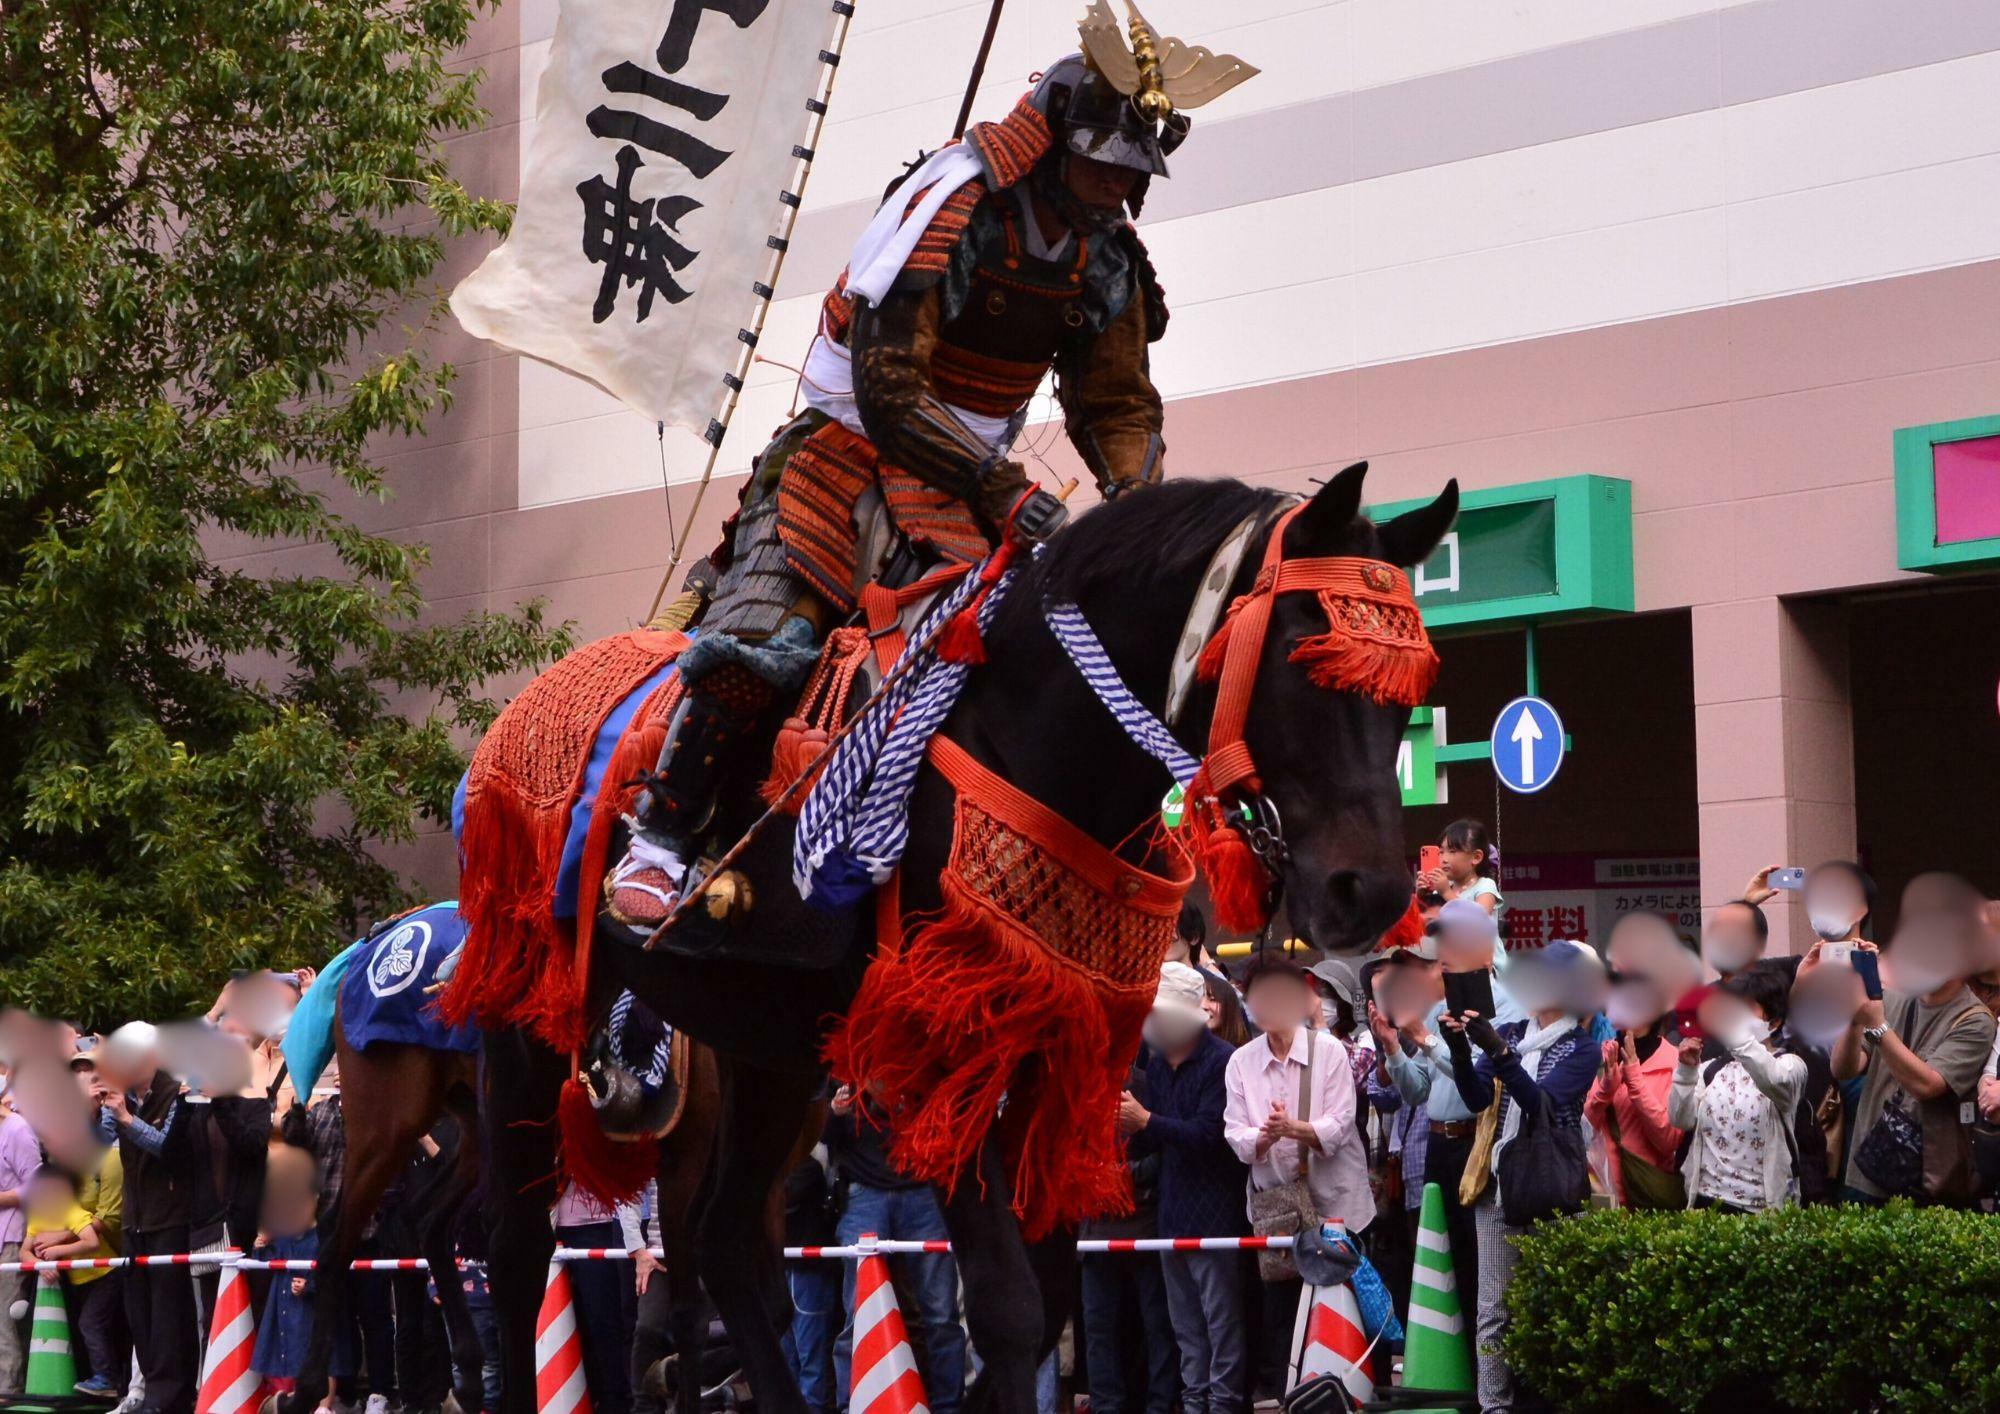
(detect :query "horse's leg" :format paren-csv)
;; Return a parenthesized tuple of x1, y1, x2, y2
(481, 1033, 564, 1414)
(427, 1069, 485, 1414)
(653, 1044, 719, 1414)
(938, 1140, 1045, 1414)
(279, 1037, 441, 1414)
(694, 1059, 814, 1414)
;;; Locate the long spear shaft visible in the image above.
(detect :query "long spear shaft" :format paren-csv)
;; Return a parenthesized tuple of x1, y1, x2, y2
(644, 0, 861, 625)
(952, 0, 1007, 139)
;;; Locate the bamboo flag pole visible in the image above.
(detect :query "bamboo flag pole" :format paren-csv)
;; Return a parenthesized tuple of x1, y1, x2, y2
(643, 0, 860, 625)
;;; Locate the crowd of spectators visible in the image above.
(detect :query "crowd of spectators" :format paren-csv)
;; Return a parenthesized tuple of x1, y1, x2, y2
(3, 820, 1998, 1414)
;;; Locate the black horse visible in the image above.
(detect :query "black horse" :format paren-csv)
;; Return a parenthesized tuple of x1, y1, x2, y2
(476, 464, 1456, 1414)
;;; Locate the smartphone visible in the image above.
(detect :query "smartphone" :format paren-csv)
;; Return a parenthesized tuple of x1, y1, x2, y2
(1850, 948, 1883, 1001)
(1442, 968, 1496, 1024)
(1419, 845, 1441, 878)
(1769, 867, 1807, 892)
(1674, 984, 1712, 1042)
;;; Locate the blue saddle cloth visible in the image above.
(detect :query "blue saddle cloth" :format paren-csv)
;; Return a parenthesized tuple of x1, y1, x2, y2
(340, 902, 480, 1055)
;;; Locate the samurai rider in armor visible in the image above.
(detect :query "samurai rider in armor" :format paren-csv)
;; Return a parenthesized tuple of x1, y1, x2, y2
(607, 44, 1232, 936)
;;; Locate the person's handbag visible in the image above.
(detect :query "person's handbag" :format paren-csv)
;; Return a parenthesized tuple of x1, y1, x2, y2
(1458, 1080, 1501, 1207)
(1249, 1031, 1319, 1282)
(1601, 1088, 1686, 1210)
(1853, 1092, 1924, 1198)
(1497, 1090, 1590, 1226)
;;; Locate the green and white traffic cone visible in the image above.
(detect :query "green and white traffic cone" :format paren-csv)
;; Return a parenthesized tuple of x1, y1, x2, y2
(1402, 1182, 1474, 1394)
(22, 1271, 79, 1401)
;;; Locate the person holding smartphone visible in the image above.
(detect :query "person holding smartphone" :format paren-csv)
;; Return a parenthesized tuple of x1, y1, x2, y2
(1414, 819, 1503, 918)
(1818, 873, 1995, 1206)
(1669, 969, 1807, 1213)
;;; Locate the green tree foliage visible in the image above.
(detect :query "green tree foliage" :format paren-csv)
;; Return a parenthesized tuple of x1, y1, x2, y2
(0, 0, 572, 1027)
(1506, 1205, 2000, 1411)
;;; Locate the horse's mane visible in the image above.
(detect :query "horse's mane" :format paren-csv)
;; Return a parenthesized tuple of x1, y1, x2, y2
(1023, 477, 1289, 609)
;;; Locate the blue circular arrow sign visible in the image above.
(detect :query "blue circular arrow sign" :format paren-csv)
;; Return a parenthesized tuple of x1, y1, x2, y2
(1490, 696, 1566, 794)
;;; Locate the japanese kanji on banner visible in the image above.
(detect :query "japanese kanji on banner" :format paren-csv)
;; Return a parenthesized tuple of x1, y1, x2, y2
(452, 0, 834, 432)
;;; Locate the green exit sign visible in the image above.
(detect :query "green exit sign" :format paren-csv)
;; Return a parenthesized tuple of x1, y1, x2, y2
(1368, 475, 1634, 630)
(1398, 707, 1445, 808)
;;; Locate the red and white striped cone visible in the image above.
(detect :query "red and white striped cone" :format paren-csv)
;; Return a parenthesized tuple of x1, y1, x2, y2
(535, 1260, 592, 1414)
(1288, 1278, 1375, 1407)
(196, 1251, 260, 1414)
(849, 1234, 929, 1414)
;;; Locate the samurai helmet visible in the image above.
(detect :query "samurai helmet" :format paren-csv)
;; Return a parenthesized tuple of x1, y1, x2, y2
(1034, 0, 1258, 177)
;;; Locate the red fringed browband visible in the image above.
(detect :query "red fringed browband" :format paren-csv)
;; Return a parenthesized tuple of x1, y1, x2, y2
(1184, 504, 1440, 934)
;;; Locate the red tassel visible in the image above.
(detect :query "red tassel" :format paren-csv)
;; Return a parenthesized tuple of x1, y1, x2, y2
(825, 869, 1149, 1240)
(1378, 894, 1425, 952)
(936, 606, 987, 665)
(1195, 600, 1245, 683)
(556, 1076, 662, 1208)
(1199, 824, 1271, 935)
(760, 717, 831, 813)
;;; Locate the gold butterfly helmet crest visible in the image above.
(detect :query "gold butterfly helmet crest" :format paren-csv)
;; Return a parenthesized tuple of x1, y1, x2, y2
(1030, 0, 1258, 178)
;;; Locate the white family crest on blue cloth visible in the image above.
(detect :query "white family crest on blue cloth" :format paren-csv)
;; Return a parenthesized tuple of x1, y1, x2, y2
(367, 918, 433, 999)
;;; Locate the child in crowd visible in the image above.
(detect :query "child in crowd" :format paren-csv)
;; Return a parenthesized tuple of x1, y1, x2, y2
(25, 1163, 124, 1399)
(1419, 818, 1505, 918)
(252, 1142, 355, 1398)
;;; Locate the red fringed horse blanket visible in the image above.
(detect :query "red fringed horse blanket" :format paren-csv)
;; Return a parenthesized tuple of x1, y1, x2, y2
(826, 735, 1194, 1241)
(438, 629, 687, 1053)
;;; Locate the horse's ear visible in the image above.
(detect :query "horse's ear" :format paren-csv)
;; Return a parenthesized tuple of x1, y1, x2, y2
(1376, 479, 1459, 568)
(1285, 461, 1368, 552)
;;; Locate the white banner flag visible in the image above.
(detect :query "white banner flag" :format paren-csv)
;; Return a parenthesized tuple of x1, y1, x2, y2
(452, 0, 834, 434)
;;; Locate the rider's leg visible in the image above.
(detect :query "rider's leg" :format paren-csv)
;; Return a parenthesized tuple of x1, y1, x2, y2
(606, 493, 828, 928)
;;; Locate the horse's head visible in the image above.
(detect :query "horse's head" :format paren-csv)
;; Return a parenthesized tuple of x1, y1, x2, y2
(1225, 462, 1458, 954)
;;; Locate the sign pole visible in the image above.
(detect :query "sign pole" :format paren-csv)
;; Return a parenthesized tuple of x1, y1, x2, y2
(644, 0, 860, 625)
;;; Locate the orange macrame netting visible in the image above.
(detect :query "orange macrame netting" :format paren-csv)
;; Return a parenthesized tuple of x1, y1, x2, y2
(826, 736, 1194, 1241)
(1196, 560, 1438, 709)
(437, 629, 685, 1052)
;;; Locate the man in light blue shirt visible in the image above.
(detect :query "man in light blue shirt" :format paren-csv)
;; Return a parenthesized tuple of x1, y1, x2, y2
(1376, 900, 1520, 1302)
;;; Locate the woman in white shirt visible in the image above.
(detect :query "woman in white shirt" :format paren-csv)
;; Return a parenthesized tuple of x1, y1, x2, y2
(1670, 966, 1808, 1213)
(1223, 953, 1374, 1399)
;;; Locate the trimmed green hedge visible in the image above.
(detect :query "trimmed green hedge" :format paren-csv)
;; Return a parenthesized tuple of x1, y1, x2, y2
(1504, 1204, 2000, 1412)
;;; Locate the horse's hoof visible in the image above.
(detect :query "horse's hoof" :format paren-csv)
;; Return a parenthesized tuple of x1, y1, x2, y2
(440, 1394, 465, 1414)
(258, 1396, 284, 1414)
(641, 1356, 671, 1409)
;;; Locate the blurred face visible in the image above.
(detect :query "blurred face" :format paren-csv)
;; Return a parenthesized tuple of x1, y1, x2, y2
(1143, 1005, 1206, 1053)
(1696, 988, 1767, 1042)
(1607, 913, 1700, 1000)
(1704, 904, 1765, 974)
(24, 1174, 70, 1224)
(1245, 976, 1315, 1034)
(1606, 979, 1668, 1033)
(1805, 868, 1867, 941)
(1436, 921, 1496, 973)
(1063, 151, 1139, 214)
(1886, 874, 1984, 995)
(1506, 947, 1605, 1018)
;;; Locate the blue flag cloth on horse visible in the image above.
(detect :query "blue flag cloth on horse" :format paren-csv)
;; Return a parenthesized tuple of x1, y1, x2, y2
(281, 938, 366, 1099)
(340, 902, 480, 1056)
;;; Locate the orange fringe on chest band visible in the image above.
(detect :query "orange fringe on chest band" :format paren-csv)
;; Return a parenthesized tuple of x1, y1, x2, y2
(1196, 562, 1439, 709)
(826, 736, 1194, 1241)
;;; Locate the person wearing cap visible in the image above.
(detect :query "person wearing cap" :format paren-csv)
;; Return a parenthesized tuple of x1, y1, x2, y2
(1442, 939, 1602, 1414)
(1374, 901, 1522, 1306)
(1122, 962, 1249, 1414)
(1222, 953, 1374, 1398)
(100, 1023, 201, 1414)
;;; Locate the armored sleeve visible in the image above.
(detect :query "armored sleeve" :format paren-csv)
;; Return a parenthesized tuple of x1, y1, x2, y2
(849, 287, 1027, 525)
(1055, 294, 1165, 496)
